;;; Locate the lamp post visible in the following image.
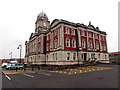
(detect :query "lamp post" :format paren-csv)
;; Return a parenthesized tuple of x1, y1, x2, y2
(9, 52, 12, 61)
(17, 44, 22, 63)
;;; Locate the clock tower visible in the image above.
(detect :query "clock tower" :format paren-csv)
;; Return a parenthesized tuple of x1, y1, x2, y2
(35, 12, 50, 32)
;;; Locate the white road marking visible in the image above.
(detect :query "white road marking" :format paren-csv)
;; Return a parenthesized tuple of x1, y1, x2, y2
(42, 73, 51, 76)
(5, 75, 11, 81)
(23, 74, 34, 78)
(2, 71, 11, 81)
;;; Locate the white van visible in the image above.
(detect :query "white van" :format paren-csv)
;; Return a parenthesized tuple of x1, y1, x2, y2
(1, 63, 8, 68)
(10, 61, 17, 64)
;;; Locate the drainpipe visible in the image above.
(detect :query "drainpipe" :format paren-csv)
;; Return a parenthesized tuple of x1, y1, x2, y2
(75, 28, 80, 66)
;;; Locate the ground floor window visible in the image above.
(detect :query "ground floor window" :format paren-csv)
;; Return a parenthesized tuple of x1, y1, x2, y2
(81, 53, 87, 61)
(55, 53, 57, 60)
(46, 55, 48, 60)
(73, 53, 76, 60)
(67, 53, 70, 60)
(35, 56, 36, 62)
(98, 54, 100, 59)
(105, 55, 107, 60)
(91, 54, 95, 60)
(53, 54, 54, 60)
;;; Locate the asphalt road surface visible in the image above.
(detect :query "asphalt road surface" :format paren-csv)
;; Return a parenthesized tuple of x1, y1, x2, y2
(1, 64, 119, 89)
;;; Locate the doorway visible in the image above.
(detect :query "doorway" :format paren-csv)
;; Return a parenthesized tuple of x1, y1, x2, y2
(82, 53, 87, 61)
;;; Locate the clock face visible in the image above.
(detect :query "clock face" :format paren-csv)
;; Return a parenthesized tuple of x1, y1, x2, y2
(43, 23, 46, 26)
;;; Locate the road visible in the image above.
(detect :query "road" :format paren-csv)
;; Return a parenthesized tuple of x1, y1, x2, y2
(1, 64, 119, 89)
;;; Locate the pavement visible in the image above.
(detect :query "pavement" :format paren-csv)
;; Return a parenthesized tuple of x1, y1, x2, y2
(2, 65, 112, 75)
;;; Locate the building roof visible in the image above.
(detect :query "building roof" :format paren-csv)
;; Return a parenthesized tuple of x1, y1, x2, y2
(37, 12, 48, 18)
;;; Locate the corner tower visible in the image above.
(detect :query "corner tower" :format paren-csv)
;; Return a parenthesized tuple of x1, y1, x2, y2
(35, 12, 50, 32)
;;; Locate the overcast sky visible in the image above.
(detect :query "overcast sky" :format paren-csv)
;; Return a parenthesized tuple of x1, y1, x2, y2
(0, 0, 118, 59)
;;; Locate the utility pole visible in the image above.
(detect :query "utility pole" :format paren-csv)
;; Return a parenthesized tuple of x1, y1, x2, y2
(17, 44, 22, 63)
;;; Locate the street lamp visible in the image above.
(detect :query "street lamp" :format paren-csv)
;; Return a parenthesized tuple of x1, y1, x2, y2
(17, 44, 22, 63)
(9, 52, 12, 60)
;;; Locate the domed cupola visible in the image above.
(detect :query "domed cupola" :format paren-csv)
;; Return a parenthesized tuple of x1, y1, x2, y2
(35, 11, 50, 32)
(38, 12, 47, 18)
(37, 12, 48, 20)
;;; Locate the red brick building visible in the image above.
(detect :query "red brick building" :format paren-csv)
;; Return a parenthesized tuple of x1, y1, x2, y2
(25, 12, 109, 65)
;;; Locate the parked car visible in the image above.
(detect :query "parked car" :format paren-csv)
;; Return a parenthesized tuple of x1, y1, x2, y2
(1, 63, 8, 68)
(6, 63, 24, 70)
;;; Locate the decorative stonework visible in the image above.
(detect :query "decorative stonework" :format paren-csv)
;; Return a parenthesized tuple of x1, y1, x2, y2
(25, 12, 109, 65)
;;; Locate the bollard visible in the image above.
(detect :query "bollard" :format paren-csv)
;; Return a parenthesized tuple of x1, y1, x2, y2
(32, 67, 34, 71)
(16, 67, 18, 72)
(24, 66, 26, 71)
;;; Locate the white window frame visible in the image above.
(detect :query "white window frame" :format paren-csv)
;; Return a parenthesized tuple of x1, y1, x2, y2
(66, 27, 70, 34)
(73, 53, 76, 60)
(95, 41, 99, 49)
(67, 53, 70, 60)
(53, 54, 54, 60)
(46, 55, 48, 60)
(89, 40, 93, 49)
(72, 39, 76, 48)
(71, 29, 75, 35)
(55, 53, 57, 60)
(54, 39, 58, 48)
(81, 30, 85, 36)
(66, 38, 70, 47)
(82, 39, 85, 48)
(89, 33, 92, 37)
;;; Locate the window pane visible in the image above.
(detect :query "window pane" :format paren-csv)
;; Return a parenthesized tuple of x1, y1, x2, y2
(73, 53, 76, 60)
(67, 53, 70, 60)
(56, 53, 57, 60)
